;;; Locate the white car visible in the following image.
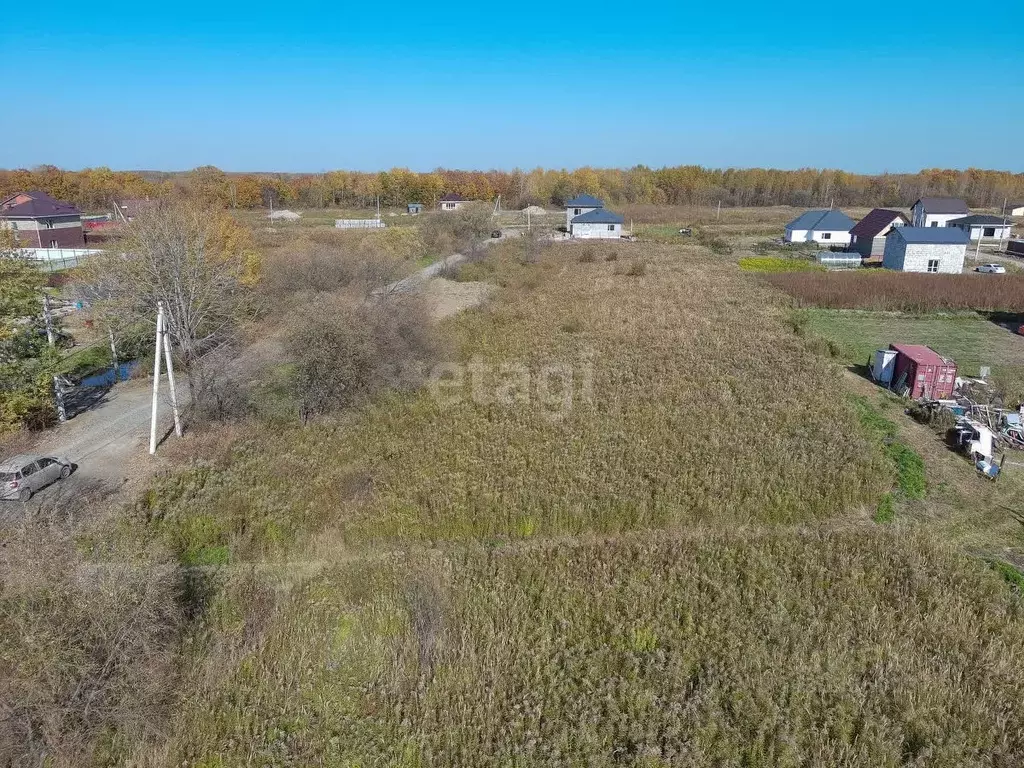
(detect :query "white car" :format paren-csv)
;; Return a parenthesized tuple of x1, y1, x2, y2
(976, 263, 1007, 274)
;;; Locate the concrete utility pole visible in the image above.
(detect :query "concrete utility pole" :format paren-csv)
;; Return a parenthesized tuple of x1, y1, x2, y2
(42, 293, 67, 423)
(109, 328, 118, 382)
(162, 316, 183, 438)
(717, 200, 722, 220)
(149, 303, 164, 455)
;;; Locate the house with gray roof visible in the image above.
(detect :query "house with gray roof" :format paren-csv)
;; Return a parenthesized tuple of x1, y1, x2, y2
(910, 197, 969, 228)
(947, 214, 1013, 242)
(882, 226, 968, 274)
(563, 194, 625, 238)
(783, 209, 855, 245)
(565, 194, 606, 231)
(569, 207, 624, 239)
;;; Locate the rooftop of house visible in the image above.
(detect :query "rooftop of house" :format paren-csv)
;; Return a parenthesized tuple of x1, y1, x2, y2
(849, 208, 909, 239)
(912, 197, 969, 214)
(565, 194, 604, 208)
(947, 214, 1012, 226)
(889, 226, 970, 245)
(0, 190, 81, 218)
(439, 193, 467, 202)
(571, 208, 623, 224)
(890, 343, 955, 367)
(785, 209, 856, 232)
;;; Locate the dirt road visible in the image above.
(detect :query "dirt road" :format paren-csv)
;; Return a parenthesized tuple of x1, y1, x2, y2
(3, 378, 185, 509)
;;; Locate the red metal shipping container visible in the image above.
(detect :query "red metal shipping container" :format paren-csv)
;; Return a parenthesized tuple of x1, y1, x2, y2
(889, 344, 957, 399)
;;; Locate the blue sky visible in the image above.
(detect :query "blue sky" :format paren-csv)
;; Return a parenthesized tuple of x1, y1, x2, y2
(3, 0, 1021, 173)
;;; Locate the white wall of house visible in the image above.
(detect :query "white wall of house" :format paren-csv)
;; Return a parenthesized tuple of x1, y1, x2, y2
(911, 204, 965, 228)
(883, 239, 966, 273)
(439, 201, 466, 212)
(566, 206, 599, 230)
(571, 222, 621, 239)
(1010, 206, 1024, 216)
(958, 223, 1013, 241)
(785, 227, 851, 245)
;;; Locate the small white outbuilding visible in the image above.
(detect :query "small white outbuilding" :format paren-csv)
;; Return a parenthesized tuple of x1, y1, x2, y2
(947, 214, 1013, 242)
(882, 227, 968, 274)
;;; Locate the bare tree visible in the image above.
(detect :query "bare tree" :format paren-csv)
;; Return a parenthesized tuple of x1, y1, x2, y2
(77, 202, 258, 412)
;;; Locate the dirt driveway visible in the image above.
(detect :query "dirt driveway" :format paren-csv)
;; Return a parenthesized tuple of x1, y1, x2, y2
(1, 378, 184, 513)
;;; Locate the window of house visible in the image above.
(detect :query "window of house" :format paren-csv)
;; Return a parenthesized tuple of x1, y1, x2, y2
(821, 232, 831, 240)
(49, 240, 58, 248)
(983, 227, 995, 237)
(574, 208, 581, 215)
(927, 259, 939, 273)
(45, 219, 53, 228)
(607, 224, 615, 231)
(930, 221, 938, 227)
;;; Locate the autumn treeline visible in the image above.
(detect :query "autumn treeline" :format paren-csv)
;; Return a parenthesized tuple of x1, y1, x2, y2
(2, 163, 1023, 213)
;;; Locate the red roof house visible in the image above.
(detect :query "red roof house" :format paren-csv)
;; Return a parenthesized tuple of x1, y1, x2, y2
(0, 191, 85, 248)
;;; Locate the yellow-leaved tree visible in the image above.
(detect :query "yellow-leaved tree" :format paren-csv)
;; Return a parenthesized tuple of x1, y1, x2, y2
(77, 202, 260, 417)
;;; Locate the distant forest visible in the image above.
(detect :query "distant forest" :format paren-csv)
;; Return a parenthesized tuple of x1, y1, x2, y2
(1, 164, 1022, 212)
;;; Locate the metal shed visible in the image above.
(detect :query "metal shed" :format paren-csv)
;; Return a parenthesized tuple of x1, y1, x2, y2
(407, 203, 423, 215)
(889, 344, 957, 399)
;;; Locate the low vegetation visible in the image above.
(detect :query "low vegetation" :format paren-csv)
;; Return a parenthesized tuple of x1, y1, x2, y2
(167, 528, 1024, 767)
(738, 256, 823, 273)
(764, 271, 1024, 312)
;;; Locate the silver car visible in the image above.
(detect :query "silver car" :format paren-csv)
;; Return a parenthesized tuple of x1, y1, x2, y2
(976, 263, 1007, 274)
(0, 455, 73, 502)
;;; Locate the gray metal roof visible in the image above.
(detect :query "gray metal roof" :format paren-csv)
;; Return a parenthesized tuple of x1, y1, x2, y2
(890, 226, 970, 245)
(947, 214, 1011, 226)
(911, 197, 969, 214)
(565, 194, 604, 208)
(572, 208, 623, 224)
(785, 209, 856, 232)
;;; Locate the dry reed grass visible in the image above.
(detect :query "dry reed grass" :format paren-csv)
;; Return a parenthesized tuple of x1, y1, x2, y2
(765, 271, 1024, 313)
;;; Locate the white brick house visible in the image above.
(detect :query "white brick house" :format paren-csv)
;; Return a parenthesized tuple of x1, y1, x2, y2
(439, 193, 469, 211)
(882, 227, 968, 273)
(783, 209, 855, 245)
(946, 214, 1012, 242)
(910, 197, 969, 228)
(564, 194, 605, 230)
(569, 208, 623, 239)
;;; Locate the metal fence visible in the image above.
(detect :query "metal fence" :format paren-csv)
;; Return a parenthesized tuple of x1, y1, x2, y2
(16, 247, 102, 271)
(335, 219, 386, 229)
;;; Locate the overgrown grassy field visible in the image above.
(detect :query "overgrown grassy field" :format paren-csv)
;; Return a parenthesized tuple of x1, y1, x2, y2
(12, 211, 1024, 766)
(134, 242, 888, 563)
(166, 529, 1024, 767)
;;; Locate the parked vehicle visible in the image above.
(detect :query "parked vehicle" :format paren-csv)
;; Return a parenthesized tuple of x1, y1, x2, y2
(0, 455, 73, 501)
(678, 228, 693, 236)
(976, 263, 1006, 274)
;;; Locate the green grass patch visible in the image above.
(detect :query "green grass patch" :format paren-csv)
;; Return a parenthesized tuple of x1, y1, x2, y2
(738, 256, 823, 273)
(851, 394, 926, 502)
(804, 309, 1024, 402)
(990, 559, 1024, 592)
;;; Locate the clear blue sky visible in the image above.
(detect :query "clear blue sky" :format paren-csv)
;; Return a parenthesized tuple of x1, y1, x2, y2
(3, 0, 1021, 174)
